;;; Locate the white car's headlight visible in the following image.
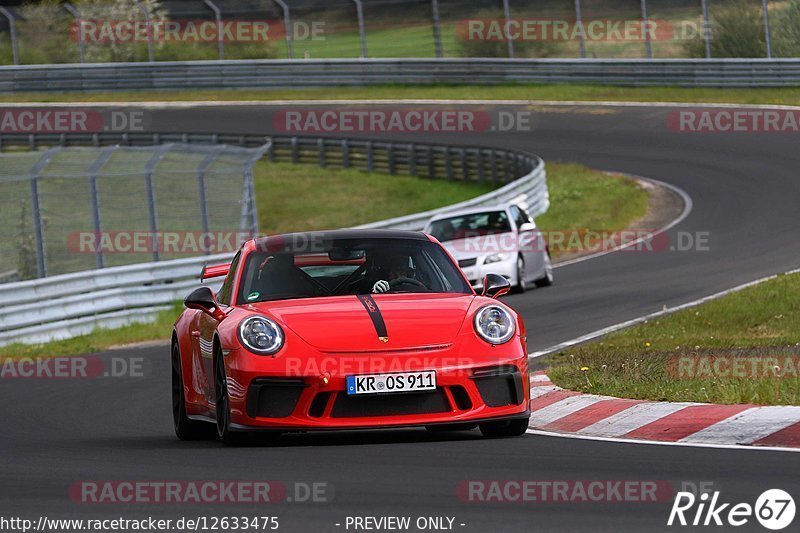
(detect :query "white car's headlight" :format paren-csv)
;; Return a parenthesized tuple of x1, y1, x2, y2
(474, 305, 516, 344)
(239, 315, 284, 355)
(484, 253, 508, 265)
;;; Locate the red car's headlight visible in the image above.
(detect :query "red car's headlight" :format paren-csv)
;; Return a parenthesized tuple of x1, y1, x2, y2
(474, 305, 515, 345)
(238, 315, 284, 355)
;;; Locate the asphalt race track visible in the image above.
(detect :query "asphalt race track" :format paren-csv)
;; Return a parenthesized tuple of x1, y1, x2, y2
(2, 103, 799, 532)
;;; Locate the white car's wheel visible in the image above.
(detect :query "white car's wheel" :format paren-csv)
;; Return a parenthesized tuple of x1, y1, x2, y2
(534, 253, 554, 288)
(511, 256, 527, 293)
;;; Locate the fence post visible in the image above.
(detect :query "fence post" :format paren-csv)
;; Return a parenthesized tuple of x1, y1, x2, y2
(63, 4, 85, 63)
(28, 148, 59, 278)
(502, 0, 514, 58)
(318, 138, 326, 167)
(291, 136, 299, 163)
(87, 147, 117, 269)
(701, 0, 711, 59)
(341, 139, 350, 168)
(574, 0, 586, 58)
(243, 147, 267, 237)
(460, 148, 468, 180)
(144, 145, 170, 262)
(366, 141, 374, 172)
(0, 7, 19, 65)
(196, 146, 225, 251)
(490, 150, 498, 182)
(387, 143, 396, 174)
(408, 143, 417, 175)
(431, 0, 443, 58)
(273, 0, 294, 59)
(762, 0, 772, 59)
(641, 0, 652, 59)
(476, 149, 485, 183)
(133, 0, 155, 62)
(203, 0, 225, 60)
(444, 147, 453, 179)
(353, 0, 368, 58)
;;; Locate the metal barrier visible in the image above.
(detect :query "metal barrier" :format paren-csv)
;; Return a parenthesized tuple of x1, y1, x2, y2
(0, 143, 264, 280)
(0, 132, 547, 347)
(1, 58, 800, 90)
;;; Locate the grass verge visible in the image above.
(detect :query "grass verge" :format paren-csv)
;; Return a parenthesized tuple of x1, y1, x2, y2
(547, 272, 800, 406)
(253, 161, 494, 233)
(0, 303, 183, 358)
(0, 161, 647, 357)
(4, 84, 800, 106)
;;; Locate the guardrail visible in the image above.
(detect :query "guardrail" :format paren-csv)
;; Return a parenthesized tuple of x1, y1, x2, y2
(0, 131, 547, 347)
(1, 58, 800, 90)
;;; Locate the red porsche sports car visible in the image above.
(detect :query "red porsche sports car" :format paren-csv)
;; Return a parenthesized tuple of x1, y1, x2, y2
(172, 230, 530, 444)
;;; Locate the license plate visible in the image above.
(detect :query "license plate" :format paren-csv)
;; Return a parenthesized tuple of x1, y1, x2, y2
(346, 371, 436, 395)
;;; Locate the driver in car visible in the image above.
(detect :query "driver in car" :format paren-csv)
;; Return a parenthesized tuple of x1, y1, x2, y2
(370, 253, 421, 293)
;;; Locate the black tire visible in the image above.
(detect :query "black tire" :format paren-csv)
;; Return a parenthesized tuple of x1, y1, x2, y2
(172, 343, 215, 440)
(511, 255, 527, 294)
(215, 348, 247, 446)
(425, 423, 478, 432)
(479, 417, 530, 438)
(534, 253, 554, 288)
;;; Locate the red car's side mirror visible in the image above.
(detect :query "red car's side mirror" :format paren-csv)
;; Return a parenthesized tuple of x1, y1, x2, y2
(481, 273, 511, 299)
(184, 286, 226, 322)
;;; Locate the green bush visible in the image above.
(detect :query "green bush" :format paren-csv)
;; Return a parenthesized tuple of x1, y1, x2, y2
(685, 0, 766, 58)
(773, 0, 800, 58)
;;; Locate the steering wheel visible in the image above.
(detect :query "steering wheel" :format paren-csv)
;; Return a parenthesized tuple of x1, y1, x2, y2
(389, 277, 428, 291)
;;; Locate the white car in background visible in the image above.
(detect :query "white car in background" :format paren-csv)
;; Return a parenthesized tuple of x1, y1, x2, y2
(424, 203, 553, 293)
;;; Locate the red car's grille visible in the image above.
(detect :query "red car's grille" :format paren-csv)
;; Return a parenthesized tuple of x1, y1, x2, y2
(329, 388, 450, 418)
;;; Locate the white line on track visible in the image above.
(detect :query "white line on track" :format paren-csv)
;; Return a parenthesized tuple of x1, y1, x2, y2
(525, 428, 800, 453)
(5, 99, 800, 111)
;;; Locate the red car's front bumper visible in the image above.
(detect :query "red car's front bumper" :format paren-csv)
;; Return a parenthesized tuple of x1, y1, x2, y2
(219, 343, 530, 431)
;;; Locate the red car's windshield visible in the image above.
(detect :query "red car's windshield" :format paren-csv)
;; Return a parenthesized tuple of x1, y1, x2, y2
(236, 238, 471, 304)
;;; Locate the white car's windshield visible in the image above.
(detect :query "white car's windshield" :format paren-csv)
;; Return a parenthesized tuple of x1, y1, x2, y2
(427, 211, 512, 243)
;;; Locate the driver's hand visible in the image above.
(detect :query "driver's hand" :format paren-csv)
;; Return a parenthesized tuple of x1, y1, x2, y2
(372, 280, 390, 293)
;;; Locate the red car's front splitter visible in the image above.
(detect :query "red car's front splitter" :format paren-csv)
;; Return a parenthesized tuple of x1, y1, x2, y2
(222, 357, 530, 431)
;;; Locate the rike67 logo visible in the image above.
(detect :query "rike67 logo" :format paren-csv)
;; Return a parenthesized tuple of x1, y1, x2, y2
(668, 489, 795, 530)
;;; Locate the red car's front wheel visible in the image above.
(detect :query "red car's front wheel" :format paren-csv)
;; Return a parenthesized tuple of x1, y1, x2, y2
(172, 343, 214, 440)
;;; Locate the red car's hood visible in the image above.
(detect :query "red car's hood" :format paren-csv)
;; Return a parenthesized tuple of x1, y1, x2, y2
(246, 294, 475, 352)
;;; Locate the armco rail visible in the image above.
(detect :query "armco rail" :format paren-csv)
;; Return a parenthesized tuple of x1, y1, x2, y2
(0, 132, 547, 346)
(1, 58, 800, 90)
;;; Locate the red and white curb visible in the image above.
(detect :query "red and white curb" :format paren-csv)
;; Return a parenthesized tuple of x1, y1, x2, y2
(528, 372, 800, 450)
